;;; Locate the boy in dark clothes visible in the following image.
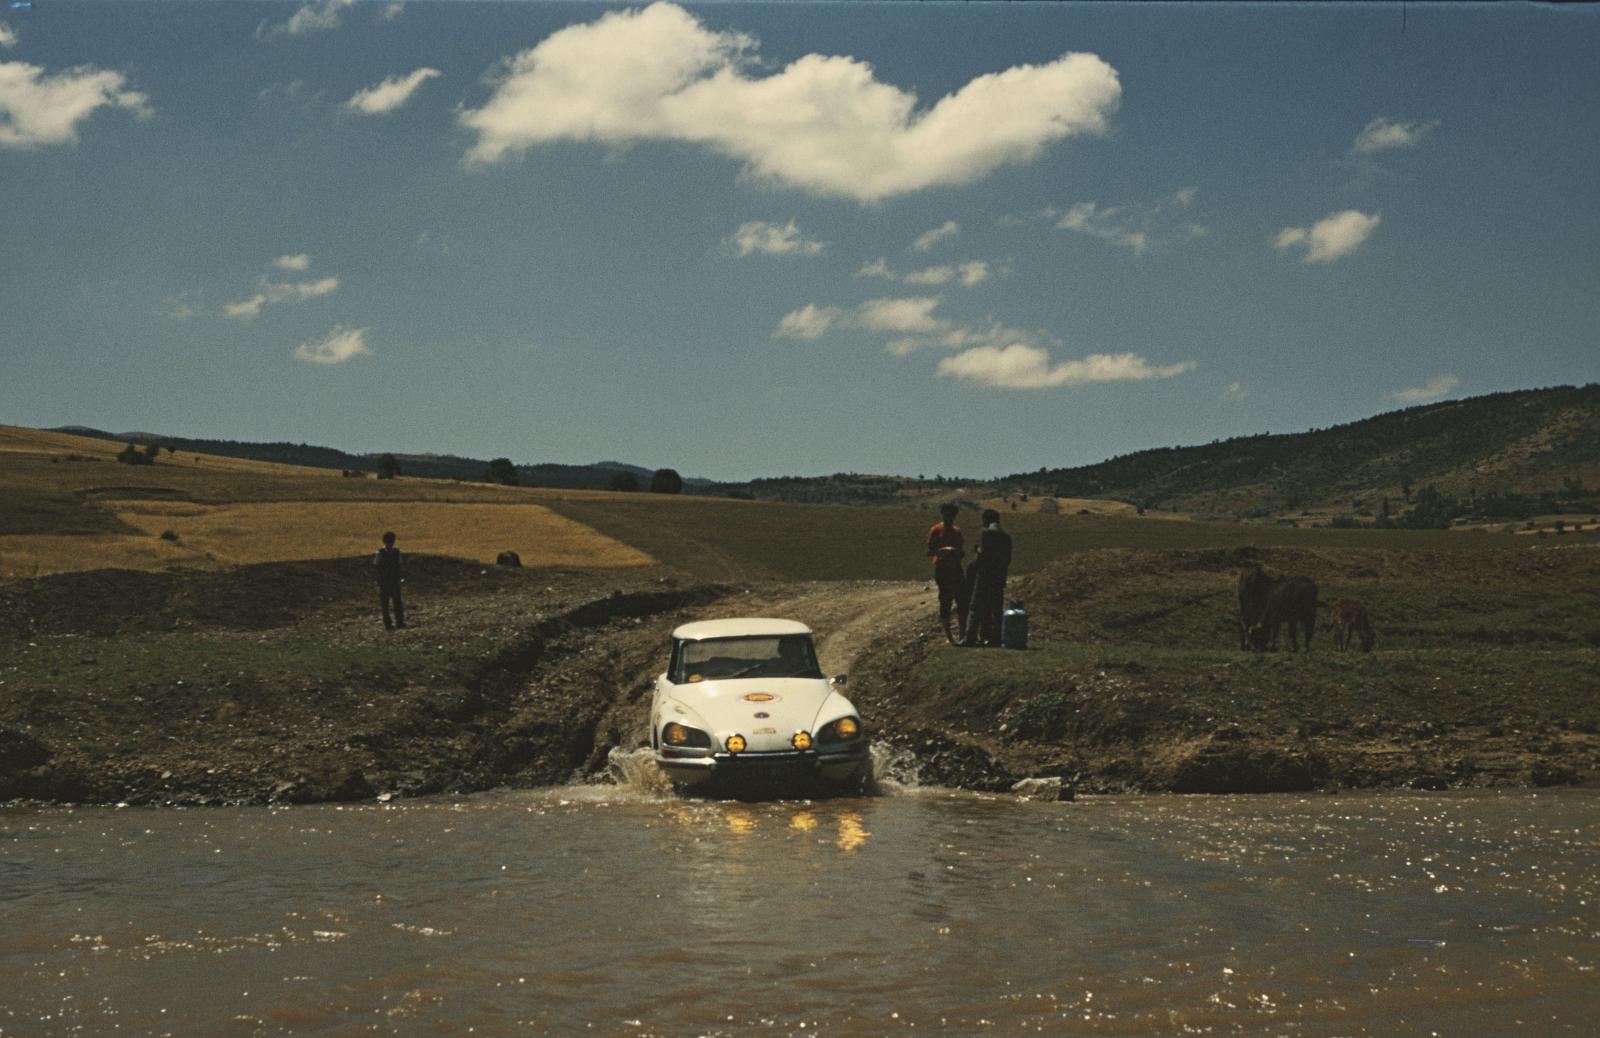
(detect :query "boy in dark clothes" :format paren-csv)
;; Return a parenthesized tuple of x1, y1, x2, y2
(374, 531, 406, 630)
(961, 509, 1012, 646)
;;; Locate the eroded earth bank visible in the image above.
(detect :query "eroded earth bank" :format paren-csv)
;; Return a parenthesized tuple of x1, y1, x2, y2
(2, 547, 1597, 805)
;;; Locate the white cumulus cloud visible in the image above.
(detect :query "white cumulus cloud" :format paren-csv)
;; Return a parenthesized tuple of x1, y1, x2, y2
(0, 22, 17, 49)
(1353, 116, 1438, 154)
(380, 3, 406, 22)
(856, 296, 946, 334)
(726, 219, 827, 257)
(914, 262, 990, 286)
(1223, 382, 1249, 401)
(460, 2, 1120, 202)
(224, 276, 339, 320)
(1051, 187, 1200, 254)
(857, 258, 989, 287)
(1275, 210, 1380, 264)
(260, 0, 356, 39)
(273, 253, 311, 271)
(344, 67, 440, 115)
(0, 61, 150, 148)
(937, 346, 1194, 389)
(774, 304, 844, 340)
(294, 326, 371, 365)
(775, 292, 1194, 390)
(1389, 374, 1460, 404)
(912, 221, 960, 252)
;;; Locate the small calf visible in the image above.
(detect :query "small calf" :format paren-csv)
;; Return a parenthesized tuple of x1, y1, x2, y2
(1330, 598, 1376, 652)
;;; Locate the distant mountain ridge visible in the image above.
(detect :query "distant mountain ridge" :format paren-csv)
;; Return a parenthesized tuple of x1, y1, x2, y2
(50, 383, 1600, 521)
(51, 428, 700, 492)
(1007, 384, 1600, 517)
(705, 385, 1600, 520)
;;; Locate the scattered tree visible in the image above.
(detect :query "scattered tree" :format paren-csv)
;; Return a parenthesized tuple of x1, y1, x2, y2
(116, 443, 153, 466)
(484, 457, 519, 486)
(377, 453, 401, 480)
(650, 468, 683, 495)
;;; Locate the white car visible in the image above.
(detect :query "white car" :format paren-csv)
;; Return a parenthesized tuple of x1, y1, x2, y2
(650, 618, 870, 796)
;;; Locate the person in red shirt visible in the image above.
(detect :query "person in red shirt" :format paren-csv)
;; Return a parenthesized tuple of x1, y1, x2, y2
(926, 503, 966, 642)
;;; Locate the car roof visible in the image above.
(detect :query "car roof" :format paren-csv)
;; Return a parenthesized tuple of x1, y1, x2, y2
(671, 617, 814, 641)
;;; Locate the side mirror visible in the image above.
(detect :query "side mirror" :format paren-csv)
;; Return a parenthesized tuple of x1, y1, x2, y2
(832, 673, 848, 686)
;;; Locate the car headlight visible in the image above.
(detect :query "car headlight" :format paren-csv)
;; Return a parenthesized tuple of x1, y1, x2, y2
(725, 734, 746, 754)
(663, 722, 711, 749)
(818, 717, 862, 743)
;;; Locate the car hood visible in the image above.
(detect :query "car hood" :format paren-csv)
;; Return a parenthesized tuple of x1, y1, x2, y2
(664, 677, 850, 752)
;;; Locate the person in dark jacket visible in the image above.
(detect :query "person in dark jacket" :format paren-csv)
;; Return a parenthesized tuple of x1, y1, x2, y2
(374, 530, 406, 630)
(961, 509, 1012, 647)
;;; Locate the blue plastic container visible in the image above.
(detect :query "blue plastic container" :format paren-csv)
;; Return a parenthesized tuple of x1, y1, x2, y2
(1001, 601, 1028, 650)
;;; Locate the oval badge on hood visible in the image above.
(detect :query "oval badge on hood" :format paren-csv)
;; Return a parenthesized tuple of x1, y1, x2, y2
(742, 692, 778, 702)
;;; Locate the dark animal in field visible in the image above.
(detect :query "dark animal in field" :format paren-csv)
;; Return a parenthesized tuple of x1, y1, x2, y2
(1252, 576, 1319, 652)
(495, 551, 522, 567)
(1237, 565, 1279, 649)
(1330, 598, 1375, 652)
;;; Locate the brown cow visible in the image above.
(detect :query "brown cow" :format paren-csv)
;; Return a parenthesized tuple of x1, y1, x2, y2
(1330, 598, 1375, 652)
(1251, 575, 1319, 652)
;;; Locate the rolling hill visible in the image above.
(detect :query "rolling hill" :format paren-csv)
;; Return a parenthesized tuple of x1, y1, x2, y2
(710, 384, 1600, 524)
(50, 427, 692, 492)
(33, 382, 1600, 526)
(1005, 384, 1600, 519)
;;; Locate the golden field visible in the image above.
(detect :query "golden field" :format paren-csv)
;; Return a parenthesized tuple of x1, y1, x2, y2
(0, 423, 1523, 582)
(0, 426, 653, 577)
(110, 500, 653, 569)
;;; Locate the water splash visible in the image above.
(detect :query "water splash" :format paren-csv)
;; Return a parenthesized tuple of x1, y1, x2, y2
(869, 742, 924, 793)
(604, 746, 674, 796)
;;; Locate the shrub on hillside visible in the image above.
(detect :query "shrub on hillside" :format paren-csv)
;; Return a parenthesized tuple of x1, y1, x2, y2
(116, 443, 153, 466)
(650, 468, 683, 495)
(608, 471, 640, 493)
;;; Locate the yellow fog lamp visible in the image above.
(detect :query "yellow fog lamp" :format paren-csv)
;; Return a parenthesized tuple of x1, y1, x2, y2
(791, 730, 813, 751)
(725, 734, 747, 754)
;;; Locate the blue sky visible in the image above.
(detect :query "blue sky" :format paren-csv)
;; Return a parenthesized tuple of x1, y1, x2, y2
(1, 1, 1596, 481)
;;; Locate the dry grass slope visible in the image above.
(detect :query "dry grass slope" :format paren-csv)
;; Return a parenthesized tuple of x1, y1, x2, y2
(0, 426, 653, 577)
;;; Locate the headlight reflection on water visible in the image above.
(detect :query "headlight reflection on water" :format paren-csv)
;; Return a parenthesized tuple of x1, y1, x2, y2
(661, 800, 872, 853)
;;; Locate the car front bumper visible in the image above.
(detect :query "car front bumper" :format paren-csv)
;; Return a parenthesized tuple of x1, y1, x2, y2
(656, 741, 870, 792)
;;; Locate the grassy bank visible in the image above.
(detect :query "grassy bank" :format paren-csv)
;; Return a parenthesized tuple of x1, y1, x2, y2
(0, 558, 721, 804)
(851, 544, 1600, 793)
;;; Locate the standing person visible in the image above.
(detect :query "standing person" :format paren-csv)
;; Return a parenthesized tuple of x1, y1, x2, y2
(374, 530, 406, 630)
(961, 509, 1012, 647)
(926, 503, 966, 642)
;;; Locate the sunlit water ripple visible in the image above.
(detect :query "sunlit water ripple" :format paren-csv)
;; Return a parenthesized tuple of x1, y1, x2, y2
(2, 781, 1596, 1036)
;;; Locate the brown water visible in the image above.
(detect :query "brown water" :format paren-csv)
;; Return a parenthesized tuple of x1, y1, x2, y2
(2, 778, 1596, 1036)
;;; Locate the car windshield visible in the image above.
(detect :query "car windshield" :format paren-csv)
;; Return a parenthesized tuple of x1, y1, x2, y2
(674, 635, 823, 683)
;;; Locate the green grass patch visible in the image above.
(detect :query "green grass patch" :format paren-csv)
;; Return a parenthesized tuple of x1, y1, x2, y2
(547, 497, 1507, 583)
(856, 543, 1600, 754)
(0, 489, 134, 536)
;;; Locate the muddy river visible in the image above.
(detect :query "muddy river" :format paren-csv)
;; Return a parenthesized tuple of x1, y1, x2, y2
(2, 767, 1596, 1036)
